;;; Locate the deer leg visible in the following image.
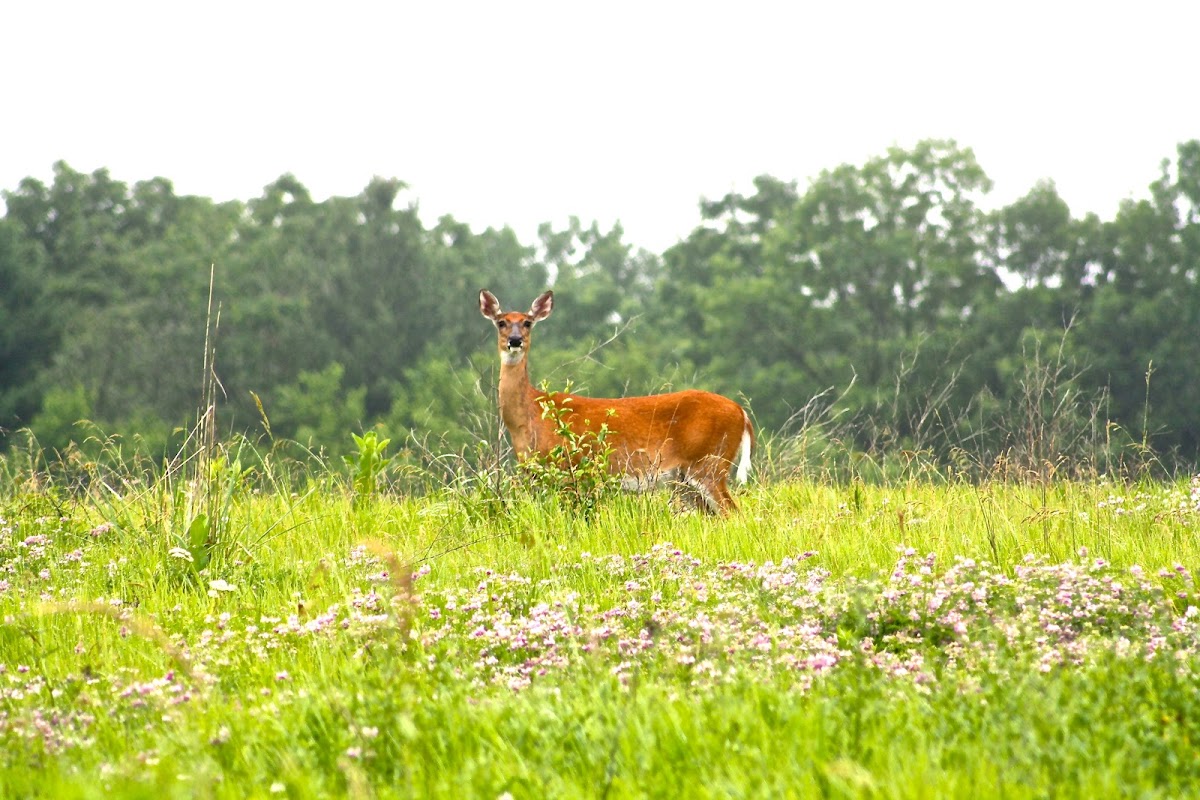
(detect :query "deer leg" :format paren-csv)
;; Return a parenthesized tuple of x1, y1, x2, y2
(710, 477, 738, 514)
(689, 457, 739, 515)
(671, 471, 723, 515)
(667, 475, 703, 513)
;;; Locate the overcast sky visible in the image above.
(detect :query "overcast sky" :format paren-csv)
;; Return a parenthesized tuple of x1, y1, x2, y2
(4, 1, 1198, 253)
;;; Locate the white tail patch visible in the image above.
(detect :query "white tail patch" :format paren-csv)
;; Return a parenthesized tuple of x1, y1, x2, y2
(735, 412, 752, 484)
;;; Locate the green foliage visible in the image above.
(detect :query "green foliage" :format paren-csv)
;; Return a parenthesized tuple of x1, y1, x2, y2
(180, 512, 212, 572)
(166, 445, 255, 580)
(343, 431, 392, 506)
(520, 386, 622, 516)
(383, 354, 494, 454)
(26, 384, 94, 454)
(535, 217, 661, 342)
(269, 363, 367, 453)
(4, 139, 1200, 468)
(0, 219, 57, 432)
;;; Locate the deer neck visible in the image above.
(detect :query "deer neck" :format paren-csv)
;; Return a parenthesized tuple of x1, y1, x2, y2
(497, 357, 544, 453)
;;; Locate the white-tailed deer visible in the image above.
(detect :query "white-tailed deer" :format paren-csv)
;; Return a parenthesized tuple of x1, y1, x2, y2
(479, 289, 753, 515)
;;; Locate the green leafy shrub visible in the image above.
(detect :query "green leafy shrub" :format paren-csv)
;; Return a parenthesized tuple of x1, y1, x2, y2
(520, 386, 621, 516)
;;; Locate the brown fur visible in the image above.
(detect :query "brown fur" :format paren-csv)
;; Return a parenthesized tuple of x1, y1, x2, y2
(479, 289, 753, 514)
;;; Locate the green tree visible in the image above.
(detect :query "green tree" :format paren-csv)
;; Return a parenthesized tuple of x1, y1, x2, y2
(269, 362, 367, 452)
(4, 166, 242, 450)
(657, 142, 1000, 436)
(0, 219, 56, 434)
(537, 218, 661, 337)
(1072, 141, 1200, 458)
(384, 353, 495, 454)
(424, 216, 543, 363)
(3, 162, 134, 307)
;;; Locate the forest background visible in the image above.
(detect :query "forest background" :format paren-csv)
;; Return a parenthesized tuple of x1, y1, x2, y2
(2, 138, 1198, 475)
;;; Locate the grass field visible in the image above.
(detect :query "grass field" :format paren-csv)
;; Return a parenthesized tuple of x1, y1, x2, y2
(2, 442, 1200, 798)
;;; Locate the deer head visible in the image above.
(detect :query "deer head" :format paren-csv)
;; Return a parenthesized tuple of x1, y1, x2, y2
(479, 289, 553, 366)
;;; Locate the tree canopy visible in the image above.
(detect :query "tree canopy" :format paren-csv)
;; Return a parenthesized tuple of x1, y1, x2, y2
(3, 141, 1199, 472)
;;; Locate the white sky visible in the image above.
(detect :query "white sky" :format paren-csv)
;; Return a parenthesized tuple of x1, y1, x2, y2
(3, 1, 1198, 253)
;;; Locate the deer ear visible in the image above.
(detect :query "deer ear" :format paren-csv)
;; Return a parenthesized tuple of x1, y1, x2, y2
(479, 290, 502, 320)
(529, 290, 554, 322)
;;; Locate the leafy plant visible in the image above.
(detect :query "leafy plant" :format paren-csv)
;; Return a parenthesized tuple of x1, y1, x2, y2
(520, 384, 621, 516)
(344, 431, 392, 507)
(167, 442, 255, 577)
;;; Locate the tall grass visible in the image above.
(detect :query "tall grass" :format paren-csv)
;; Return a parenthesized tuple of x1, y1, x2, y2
(1, 425, 1199, 797)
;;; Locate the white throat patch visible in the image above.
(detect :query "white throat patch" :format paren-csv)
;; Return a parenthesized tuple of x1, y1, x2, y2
(500, 349, 525, 366)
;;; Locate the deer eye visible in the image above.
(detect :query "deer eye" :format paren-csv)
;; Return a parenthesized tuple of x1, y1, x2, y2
(522, 321, 532, 329)
(496, 321, 507, 330)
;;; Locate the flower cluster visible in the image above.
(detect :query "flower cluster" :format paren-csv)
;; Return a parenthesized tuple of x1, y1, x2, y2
(405, 543, 1199, 692)
(2, 479, 1200, 761)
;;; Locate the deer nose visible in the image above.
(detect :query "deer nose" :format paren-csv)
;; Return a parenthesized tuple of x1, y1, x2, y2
(507, 336, 523, 349)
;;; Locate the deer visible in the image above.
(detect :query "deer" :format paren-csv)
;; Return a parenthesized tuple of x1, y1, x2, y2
(479, 289, 753, 515)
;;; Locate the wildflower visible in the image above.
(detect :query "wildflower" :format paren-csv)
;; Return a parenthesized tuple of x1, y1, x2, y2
(208, 579, 238, 597)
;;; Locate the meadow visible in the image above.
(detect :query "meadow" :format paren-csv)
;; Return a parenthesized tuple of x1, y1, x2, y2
(2, 435, 1200, 799)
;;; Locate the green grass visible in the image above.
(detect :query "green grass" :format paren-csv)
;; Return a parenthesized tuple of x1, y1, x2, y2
(2, 463, 1200, 798)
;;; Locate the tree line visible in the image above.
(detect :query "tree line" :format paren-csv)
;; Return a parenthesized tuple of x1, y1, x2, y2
(2, 139, 1198, 474)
